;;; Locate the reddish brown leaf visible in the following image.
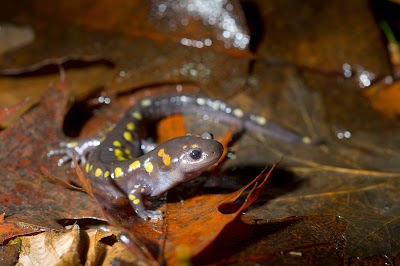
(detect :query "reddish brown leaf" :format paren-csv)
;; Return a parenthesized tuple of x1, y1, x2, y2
(0, 83, 105, 244)
(163, 163, 277, 264)
(0, 221, 44, 245)
(40, 166, 84, 192)
(73, 160, 96, 199)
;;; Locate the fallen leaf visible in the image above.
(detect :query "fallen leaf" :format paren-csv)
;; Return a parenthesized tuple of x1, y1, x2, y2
(102, 163, 278, 265)
(0, 0, 251, 97)
(0, 83, 105, 244)
(0, 97, 31, 128)
(0, 239, 20, 266)
(164, 163, 277, 265)
(17, 224, 82, 265)
(193, 215, 346, 265)
(2, 1, 400, 264)
(362, 79, 400, 118)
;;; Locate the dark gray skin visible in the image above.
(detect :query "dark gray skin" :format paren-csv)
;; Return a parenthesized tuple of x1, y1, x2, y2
(86, 133, 223, 220)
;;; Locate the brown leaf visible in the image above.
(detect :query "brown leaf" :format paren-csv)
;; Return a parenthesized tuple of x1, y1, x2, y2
(0, 97, 31, 128)
(255, 0, 390, 77)
(0, 83, 105, 244)
(0, 65, 114, 125)
(164, 163, 278, 265)
(193, 215, 346, 265)
(2, 0, 400, 263)
(17, 224, 82, 265)
(0, 0, 251, 97)
(0, 239, 20, 266)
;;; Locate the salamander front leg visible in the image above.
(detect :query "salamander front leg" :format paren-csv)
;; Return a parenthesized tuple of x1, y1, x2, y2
(127, 188, 163, 220)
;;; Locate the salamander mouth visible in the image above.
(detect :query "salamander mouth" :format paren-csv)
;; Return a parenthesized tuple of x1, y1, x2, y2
(203, 141, 224, 166)
(212, 141, 224, 159)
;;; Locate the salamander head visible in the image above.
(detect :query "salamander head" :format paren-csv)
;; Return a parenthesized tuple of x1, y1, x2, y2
(176, 132, 223, 176)
(151, 133, 223, 196)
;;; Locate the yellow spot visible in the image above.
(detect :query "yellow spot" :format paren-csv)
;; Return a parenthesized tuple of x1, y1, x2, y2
(128, 194, 136, 200)
(113, 140, 121, 147)
(114, 149, 123, 157)
(158, 148, 171, 166)
(141, 188, 145, 192)
(85, 163, 90, 173)
(191, 144, 199, 148)
(114, 167, 123, 178)
(126, 122, 135, 131)
(95, 168, 102, 177)
(117, 156, 126, 161)
(132, 111, 142, 120)
(133, 199, 140, 205)
(124, 148, 131, 154)
(182, 145, 187, 149)
(134, 185, 140, 188)
(123, 131, 132, 141)
(129, 161, 141, 171)
(233, 108, 244, 117)
(141, 99, 151, 107)
(128, 155, 133, 159)
(144, 161, 154, 173)
(104, 171, 110, 178)
(256, 116, 267, 125)
(302, 136, 311, 144)
(67, 141, 78, 148)
(89, 164, 93, 171)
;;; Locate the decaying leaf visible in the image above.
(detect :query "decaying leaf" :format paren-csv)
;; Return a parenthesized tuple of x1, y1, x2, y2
(17, 224, 82, 265)
(0, 83, 105, 244)
(0, 0, 251, 97)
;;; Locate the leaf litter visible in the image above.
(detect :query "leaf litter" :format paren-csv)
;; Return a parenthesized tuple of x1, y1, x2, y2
(1, 0, 400, 265)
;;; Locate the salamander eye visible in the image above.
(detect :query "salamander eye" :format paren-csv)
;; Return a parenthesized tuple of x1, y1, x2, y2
(189, 148, 202, 160)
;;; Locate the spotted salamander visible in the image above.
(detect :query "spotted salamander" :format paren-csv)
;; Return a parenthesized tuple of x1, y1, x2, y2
(49, 94, 317, 220)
